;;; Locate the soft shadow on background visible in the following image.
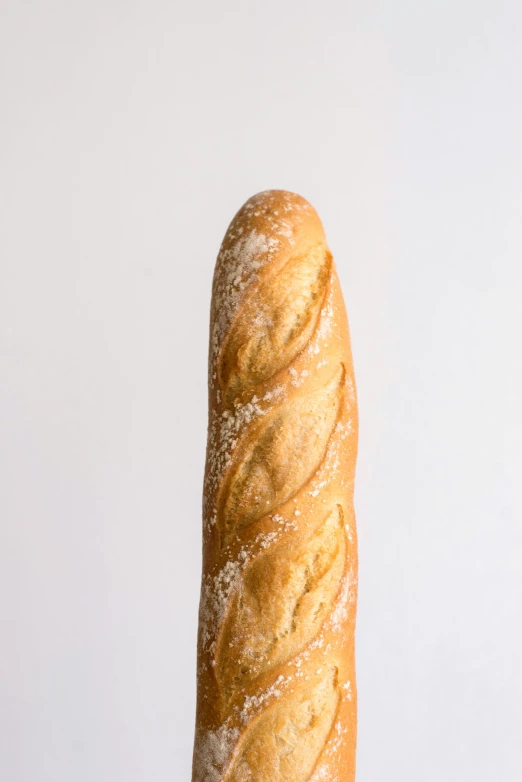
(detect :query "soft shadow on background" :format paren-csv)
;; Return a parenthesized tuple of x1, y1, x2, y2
(1, 1, 521, 780)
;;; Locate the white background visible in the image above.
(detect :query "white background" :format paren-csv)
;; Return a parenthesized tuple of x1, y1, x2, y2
(1, 2, 521, 780)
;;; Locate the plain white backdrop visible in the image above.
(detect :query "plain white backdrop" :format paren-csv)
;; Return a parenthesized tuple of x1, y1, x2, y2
(1, 1, 521, 780)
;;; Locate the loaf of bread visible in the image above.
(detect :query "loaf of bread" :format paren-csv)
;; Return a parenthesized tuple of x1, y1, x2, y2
(192, 190, 359, 782)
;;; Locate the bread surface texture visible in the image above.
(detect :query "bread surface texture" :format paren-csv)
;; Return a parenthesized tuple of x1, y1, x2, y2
(192, 190, 358, 782)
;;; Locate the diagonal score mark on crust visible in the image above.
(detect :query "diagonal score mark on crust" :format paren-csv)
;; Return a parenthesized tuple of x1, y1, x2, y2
(220, 364, 345, 538)
(216, 506, 346, 699)
(222, 667, 340, 782)
(218, 246, 332, 403)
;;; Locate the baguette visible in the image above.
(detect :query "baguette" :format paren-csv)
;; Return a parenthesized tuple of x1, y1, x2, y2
(192, 190, 359, 782)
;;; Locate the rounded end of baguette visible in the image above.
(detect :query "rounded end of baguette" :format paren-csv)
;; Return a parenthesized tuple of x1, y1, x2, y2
(210, 190, 331, 392)
(226, 189, 326, 248)
(240, 189, 317, 212)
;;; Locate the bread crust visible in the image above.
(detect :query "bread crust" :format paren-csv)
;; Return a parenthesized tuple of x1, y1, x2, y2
(192, 190, 358, 782)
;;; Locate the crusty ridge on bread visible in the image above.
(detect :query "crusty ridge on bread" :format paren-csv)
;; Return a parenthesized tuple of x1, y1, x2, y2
(192, 190, 359, 782)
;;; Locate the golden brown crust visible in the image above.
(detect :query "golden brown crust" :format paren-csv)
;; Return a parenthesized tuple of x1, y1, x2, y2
(193, 191, 358, 782)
